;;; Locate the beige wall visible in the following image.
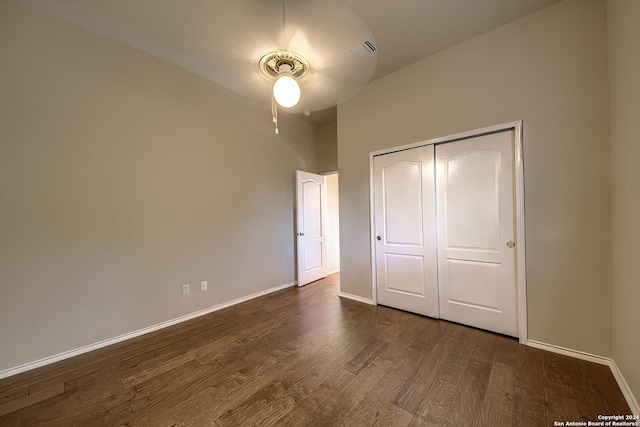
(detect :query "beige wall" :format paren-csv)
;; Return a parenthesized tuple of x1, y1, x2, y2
(0, 2, 316, 372)
(608, 0, 640, 405)
(338, 0, 612, 356)
(316, 122, 338, 173)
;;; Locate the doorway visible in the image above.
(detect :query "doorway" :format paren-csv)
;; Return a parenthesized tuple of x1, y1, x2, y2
(370, 122, 526, 340)
(295, 171, 340, 286)
(325, 173, 340, 275)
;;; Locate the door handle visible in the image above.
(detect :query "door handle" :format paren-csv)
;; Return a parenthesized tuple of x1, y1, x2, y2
(506, 241, 515, 248)
(297, 232, 305, 237)
(376, 236, 381, 241)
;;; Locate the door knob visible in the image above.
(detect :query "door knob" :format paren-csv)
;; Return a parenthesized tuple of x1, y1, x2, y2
(297, 232, 305, 236)
(506, 241, 515, 248)
(376, 236, 381, 241)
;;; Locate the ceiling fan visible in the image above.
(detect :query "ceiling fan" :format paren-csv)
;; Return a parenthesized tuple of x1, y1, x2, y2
(256, 0, 378, 133)
(258, 49, 310, 134)
(28, 0, 380, 131)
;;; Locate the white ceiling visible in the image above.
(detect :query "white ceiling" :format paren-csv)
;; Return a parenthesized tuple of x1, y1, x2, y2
(28, 0, 561, 125)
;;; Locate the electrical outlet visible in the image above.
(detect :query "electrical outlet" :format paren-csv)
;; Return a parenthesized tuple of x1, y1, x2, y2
(201, 281, 208, 291)
(182, 284, 190, 295)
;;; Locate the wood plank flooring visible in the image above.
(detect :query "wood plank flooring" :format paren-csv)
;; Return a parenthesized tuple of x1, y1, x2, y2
(0, 273, 630, 426)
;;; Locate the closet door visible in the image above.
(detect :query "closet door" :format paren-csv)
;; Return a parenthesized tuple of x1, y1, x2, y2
(435, 131, 517, 337)
(373, 146, 438, 317)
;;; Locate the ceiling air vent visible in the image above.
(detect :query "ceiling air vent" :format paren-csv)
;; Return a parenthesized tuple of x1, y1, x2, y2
(350, 39, 380, 59)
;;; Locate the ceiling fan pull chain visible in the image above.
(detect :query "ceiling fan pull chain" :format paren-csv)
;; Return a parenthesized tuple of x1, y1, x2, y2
(272, 94, 279, 135)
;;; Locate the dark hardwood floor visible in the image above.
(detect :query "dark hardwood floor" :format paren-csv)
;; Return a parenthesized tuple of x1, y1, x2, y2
(0, 273, 630, 426)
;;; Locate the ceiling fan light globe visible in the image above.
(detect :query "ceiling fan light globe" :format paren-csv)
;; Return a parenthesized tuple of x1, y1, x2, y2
(273, 75, 300, 108)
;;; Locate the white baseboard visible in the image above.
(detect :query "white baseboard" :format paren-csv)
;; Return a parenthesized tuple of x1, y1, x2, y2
(0, 281, 296, 380)
(338, 292, 375, 305)
(327, 268, 341, 275)
(610, 360, 640, 415)
(527, 340, 639, 415)
(527, 340, 612, 366)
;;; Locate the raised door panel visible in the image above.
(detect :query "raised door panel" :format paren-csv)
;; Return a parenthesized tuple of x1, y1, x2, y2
(447, 259, 500, 311)
(385, 254, 425, 296)
(302, 181, 322, 238)
(443, 151, 501, 253)
(383, 161, 423, 246)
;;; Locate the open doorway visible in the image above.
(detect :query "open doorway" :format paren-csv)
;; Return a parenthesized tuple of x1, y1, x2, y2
(295, 171, 340, 286)
(324, 173, 340, 275)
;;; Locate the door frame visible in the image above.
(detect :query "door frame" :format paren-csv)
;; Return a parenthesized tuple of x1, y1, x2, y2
(368, 121, 528, 343)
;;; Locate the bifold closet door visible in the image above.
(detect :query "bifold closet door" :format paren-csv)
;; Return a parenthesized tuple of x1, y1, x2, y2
(373, 145, 439, 317)
(435, 131, 517, 337)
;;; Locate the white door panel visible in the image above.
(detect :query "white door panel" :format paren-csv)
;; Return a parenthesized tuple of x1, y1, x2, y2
(303, 242, 323, 270)
(447, 259, 501, 311)
(444, 150, 501, 252)
(374, 146, 438, 317)
(303, 180, 322, 237)
(383, 161, 424, 245)
(385, 254, 426, 296)
(296, 171, 327, 286)
(436, 131, 517, 336)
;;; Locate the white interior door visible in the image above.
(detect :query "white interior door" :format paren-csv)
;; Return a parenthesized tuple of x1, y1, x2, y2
(435, 131, 517, 336)
(373, 146, 439, 317)
(296, 171, 327, 286)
